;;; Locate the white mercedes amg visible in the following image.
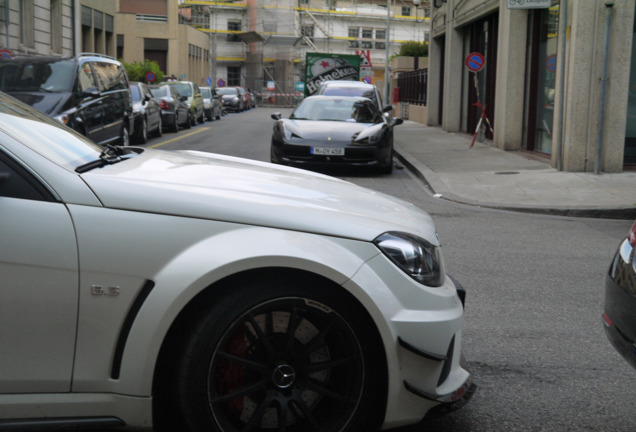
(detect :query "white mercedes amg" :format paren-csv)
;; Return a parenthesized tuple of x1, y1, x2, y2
(0, 92, 474, 431)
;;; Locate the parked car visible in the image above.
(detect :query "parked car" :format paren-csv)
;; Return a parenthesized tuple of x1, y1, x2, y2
(317, 80, 390, 115)
(238, 86, 252, 110)
(215, 86, 244, 112)
(200, 86, 222, 121)
(271, 95, 401, 174)
(129, 81, 162, 143)
(0, 90, 474, 431)
(603, 219, 636, 369)
(165, 80, 204, 125)
(149, 84, 190, 132)
(247, 87, 256, 108)
(0, 53, 133, 146)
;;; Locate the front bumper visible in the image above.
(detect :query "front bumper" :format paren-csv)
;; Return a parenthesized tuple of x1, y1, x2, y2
(271, 138, 392, 168)
(345, 253, 474, 428)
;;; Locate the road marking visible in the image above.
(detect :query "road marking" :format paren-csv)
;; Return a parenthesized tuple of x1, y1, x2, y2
(148, 127, 209, 149)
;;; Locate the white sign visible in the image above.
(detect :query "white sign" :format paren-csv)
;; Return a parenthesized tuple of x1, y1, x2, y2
(506, 0, 552, 9)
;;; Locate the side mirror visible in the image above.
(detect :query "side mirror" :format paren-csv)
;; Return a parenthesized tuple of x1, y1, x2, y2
(392, 118, 404, 126)
(144, 93, 152, 102)
(271, 113, 282, 120)
(382, 104, 394, 113)
(180, 96, 187, 102)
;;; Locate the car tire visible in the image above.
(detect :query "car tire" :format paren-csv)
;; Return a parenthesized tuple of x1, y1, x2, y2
(215, 110, 221, 120)
(190, 111, 196, 126)
(175, 274, 386, 432)
(138, 117, 148, 144)
(184, 113, 192, 129)
(119, 125, 130, 147)
(154, 117, 163, 137)
(198, 111, 205, 124)
(171, 116, 180, 133)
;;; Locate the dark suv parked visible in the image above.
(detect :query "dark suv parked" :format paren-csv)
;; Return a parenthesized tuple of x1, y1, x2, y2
(0, 53, 133, 146)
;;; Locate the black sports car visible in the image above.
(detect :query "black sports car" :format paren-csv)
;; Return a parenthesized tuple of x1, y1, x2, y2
(603, 219, 636, 369)
(270, 95, 402, 174)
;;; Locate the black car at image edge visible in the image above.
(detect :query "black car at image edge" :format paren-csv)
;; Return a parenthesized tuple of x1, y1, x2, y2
(0, 53, 133, 146)
(603, 219, 636, 369)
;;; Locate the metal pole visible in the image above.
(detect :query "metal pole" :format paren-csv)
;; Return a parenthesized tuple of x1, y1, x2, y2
(384, 0, 391, 104)
(556, 0, 567, 171)
(595, 2, 614, 174)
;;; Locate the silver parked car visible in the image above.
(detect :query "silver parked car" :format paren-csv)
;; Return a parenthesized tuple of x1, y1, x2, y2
(0, 91, 474, 430)
(200, 86, 222, 121)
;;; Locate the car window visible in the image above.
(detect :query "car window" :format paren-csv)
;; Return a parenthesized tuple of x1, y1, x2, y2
(149, 87, 164, 98)
(170, 83, 192, 97)
(291, 98, 380, 123)
(200, 88, 211, 98)
(216, 88, 237, 96)
(92, 62, 127, 92)
(78, 63, 97, 92)
(130, 84, 141, 102)
(0, 150, 55, 201)
(0, 59, 75, 93)
(320, 86, 378, 106)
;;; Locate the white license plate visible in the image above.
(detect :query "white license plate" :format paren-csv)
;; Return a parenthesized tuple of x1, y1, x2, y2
(311, 147, 345, 156)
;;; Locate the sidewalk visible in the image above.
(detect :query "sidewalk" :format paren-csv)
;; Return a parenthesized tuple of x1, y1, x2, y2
(393, 121, 636, 219)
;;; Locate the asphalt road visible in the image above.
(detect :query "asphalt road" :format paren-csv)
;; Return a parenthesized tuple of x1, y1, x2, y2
(138, 107, 636, 432)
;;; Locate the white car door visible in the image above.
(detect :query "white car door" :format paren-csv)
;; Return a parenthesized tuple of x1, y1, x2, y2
(0, 153, 78, 393)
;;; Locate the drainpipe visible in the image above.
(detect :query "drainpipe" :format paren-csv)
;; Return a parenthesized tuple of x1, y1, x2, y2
(556, 0, 567, 171)
(595, 1, 614, 174)
(384, 0, 391, 105)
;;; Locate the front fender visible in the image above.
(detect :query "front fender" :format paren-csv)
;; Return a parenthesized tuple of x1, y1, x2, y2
(113, 225, 380, 396)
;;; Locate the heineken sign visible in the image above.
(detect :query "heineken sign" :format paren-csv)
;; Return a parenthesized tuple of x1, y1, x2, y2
(305, 53, 360, 97)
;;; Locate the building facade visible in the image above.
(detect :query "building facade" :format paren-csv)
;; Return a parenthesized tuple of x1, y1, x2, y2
(116, 0, 211, 86)
(0, 0, 75, 57)
(427, 0, 635, 173)
(181, 0, 430, 102)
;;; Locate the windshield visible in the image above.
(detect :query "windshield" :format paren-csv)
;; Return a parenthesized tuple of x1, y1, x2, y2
(0, 93, 102, 170)
(169, 83, 192, 97)
(320, 86, 378, 105)
(200, 88, 211, 98)
(150, 86, 167, 98)
(290, 98, 381, 123)
(216, 88, 237, 96)
(0, 59, 75, 92)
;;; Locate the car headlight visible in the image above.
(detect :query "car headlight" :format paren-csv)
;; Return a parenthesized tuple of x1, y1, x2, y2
(232, 97, 239, 103)
(374, 232, 444, 287)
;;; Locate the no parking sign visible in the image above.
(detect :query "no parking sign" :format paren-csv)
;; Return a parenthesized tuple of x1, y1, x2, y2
(465, 52, 485, 72)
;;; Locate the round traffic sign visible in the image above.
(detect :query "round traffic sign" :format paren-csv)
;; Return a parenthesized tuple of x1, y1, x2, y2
(465, 52, 485, 72)
(217, 79, 225, 87)
(206, 77, 212, 86)
(145, 71, 156, 83)
(546, 54, 557, 73)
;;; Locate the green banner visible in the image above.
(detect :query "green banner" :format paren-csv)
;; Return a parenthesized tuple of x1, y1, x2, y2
(304, 52, 360, 97)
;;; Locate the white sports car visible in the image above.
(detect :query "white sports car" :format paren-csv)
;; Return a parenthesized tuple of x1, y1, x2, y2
(0, 92, 474, 431)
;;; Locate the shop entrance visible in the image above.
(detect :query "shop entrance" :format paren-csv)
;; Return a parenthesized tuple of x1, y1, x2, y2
(522, 4, 559, 155)
(464, 13, 498, 140)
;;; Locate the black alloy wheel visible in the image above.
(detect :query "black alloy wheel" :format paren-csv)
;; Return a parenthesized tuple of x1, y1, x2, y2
(176, 277, 386, 432)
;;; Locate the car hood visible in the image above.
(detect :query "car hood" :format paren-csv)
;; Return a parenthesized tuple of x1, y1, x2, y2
(7, 91, 70, 116)
(80, 149, 437, 243)
(283, 119, 371, 142)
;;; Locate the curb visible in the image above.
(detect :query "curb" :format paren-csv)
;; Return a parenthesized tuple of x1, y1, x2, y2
(394, 144, 636, 220)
